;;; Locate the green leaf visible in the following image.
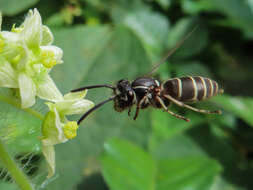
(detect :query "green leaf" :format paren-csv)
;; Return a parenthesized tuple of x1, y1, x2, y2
(111, 5, 169, 62)
(156, 157, 222, 190)
(212, 95, 253, 127)
(149, 109, 204, 150)
(51, 25, 111, 92)
(0, 0, 39, 16)
(151, 134, 223, 190)
(210, 176, 246, 190)
(212, 0, 253, 38)
(155, 0, 171, 9)
(182, 0, 253, 39)
(101, 138, 222, 190)
(100, 138, 155, 190)
(187, 125, 252, 189)
(182, 0, 216, 14)
(150, 133, 205, 160)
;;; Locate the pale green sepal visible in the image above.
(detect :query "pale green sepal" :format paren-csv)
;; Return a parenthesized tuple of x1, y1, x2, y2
(21, 8, 42, 49)
(0, 31, 21, 60)
(42, 145, 55, 178)
(41, 26, 54, 46)
(1, 31, 20, 43)
(63, 90, 87, 100)
(47, 90, 94, 115)
(18, 72, 36, 108)
(37, 75, 63, 102)
(56, 99, 94, 115)
(0, 57, 18, 88)
(15, 43, 29, 71)
(41, 109, 67, 146)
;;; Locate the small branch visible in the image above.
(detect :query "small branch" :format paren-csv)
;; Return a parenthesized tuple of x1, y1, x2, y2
(0, 138, 35, 190)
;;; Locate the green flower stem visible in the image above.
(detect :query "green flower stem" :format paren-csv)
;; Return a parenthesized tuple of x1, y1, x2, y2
(0, 92, 44, 120)
(0, 138, 35, 190)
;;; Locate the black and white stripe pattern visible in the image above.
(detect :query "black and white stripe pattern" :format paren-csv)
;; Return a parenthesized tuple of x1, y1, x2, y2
(162, 76, 220, 102)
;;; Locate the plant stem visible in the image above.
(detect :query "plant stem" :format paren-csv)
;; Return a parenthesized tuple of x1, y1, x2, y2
(0, 138, 35, 190)
(0, 92, 44, 120)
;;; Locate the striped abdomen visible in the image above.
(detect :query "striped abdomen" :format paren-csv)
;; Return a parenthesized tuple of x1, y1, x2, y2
(162, 76, 222, 102)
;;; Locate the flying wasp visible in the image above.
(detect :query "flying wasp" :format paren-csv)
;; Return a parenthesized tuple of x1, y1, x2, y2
(71, 27, 223, 125)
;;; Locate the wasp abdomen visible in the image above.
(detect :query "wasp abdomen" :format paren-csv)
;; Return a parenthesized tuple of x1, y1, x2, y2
(162, 76, 222, 102)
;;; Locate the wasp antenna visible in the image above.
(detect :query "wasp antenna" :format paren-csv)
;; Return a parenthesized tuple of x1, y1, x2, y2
(71, 84, 115, 92)
(145, 25, 198, 76)
(77, 96, 116, 125)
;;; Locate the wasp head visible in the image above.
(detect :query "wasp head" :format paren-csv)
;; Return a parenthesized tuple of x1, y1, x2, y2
(114, 79, 135, 112)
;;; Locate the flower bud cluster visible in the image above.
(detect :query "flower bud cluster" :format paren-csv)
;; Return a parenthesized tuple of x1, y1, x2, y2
(0, 10, 94, 178)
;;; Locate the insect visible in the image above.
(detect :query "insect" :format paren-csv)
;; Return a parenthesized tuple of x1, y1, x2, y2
(71, 28, 223, 125)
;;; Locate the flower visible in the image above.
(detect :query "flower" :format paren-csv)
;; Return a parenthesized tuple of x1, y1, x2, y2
(41, 90, 94, 178)
(0, 9, 63, 108)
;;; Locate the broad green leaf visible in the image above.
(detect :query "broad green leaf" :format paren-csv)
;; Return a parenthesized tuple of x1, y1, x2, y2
(51, 25, 111, 92)
(182, 0, 253, 38)
(212, 0, 253, 38)
(187, 125, 252, 189)
(150, 134, 205, 160)
(101, 138, 222, 190)
(156, 157, 222, 190)
(0, 0, 39, 16)
(182, 0, 216, 14)
(210, 176, 247, 190)
(149, 109, 204, 150)
(212, 95, 253, 127)
(111, 4, 169, 62)
(155, 0, 171, 9)
(100, 138, 155, 190)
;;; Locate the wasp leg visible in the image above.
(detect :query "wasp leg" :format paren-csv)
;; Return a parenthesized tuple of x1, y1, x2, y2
(156, 96, 190, 122)
(133, 95, 148, 120)
(163, 94, 222, 114)
(128, 108, 132, 117)
(133, 107, 140, 120)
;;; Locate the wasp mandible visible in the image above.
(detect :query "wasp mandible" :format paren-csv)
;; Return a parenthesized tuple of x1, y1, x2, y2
(71, 27, 223, 124)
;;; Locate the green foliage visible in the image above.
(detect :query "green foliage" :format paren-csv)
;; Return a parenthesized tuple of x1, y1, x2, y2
(1, 0, 253, 190)
(100, 139, 155, 190)
(213, 95, 253, 127)
(100, 138, 221, 190)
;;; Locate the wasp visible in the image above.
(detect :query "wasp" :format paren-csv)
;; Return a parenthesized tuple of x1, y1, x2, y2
(71, 28, 223, 125)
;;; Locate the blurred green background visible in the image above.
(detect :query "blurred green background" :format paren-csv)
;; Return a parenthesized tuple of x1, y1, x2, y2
(0, 0, 253, 189)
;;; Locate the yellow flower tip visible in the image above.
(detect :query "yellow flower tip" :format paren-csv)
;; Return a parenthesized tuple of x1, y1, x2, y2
(63, 121, 79, 139)
(41, 50, 58, 68)
(42, 59, 57, 68)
